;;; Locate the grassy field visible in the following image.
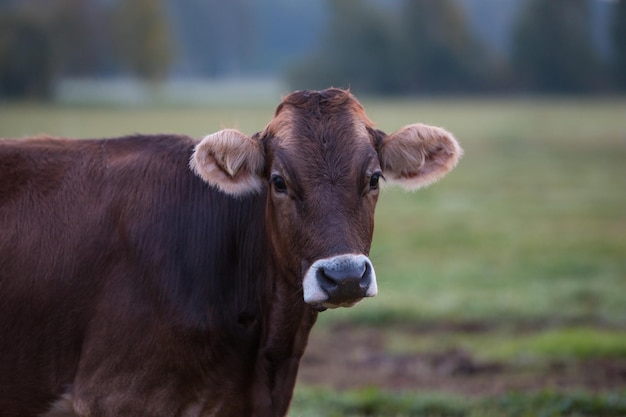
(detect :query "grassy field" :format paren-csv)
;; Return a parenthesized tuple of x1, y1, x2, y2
(1, 97, 625, 416)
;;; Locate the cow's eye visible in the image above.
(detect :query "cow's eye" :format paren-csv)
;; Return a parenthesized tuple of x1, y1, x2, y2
(271, 175, 288, 193)
(369, 172, 382, 190)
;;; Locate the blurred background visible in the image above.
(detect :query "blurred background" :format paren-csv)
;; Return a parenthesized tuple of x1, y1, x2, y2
(1, 1, 625, 416)
(0, 0, 625, 101)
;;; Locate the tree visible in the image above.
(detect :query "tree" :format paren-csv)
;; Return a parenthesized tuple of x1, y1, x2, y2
(0, 0, 121, 99)
(399, 0, 490, 94)
(0, 12, 54, 98)
(511, 0, 601, 93)
(610, 0, 626, 90)
(287, 0, 399, 93)
(165, 0, 253, 78)
(47, 0, 114, 77)
(112, 0, 174, 81)
(288, 0, 490, 95)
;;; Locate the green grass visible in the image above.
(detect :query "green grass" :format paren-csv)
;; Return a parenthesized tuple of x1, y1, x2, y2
(290, 387, 467, 417)
(385, 326, 626, 363)
(290, 387, 626, 417)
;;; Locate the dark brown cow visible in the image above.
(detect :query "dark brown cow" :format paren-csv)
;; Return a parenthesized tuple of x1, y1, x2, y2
(0, 88, 461, 417)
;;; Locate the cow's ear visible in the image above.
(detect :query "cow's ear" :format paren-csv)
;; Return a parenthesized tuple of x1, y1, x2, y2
(379, 123, 462, 190)
(190, 129, 265, 196)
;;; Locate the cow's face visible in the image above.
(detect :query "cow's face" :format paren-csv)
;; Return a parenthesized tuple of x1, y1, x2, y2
(191, 89, 462, 310)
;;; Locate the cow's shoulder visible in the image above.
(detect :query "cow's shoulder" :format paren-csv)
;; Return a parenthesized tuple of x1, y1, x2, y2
(0, 134, 198, 205)
(0, 133, 197, 163)
(0, 137, 80, 205)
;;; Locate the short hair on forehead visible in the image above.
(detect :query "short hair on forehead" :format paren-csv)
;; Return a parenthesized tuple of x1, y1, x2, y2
(274, 88, 372, 123)
(263, 88, 375, 144)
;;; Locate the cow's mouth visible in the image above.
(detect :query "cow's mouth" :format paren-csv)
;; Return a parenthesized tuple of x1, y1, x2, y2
(310, 303, 328, 312)
(309, 299, 361, 312)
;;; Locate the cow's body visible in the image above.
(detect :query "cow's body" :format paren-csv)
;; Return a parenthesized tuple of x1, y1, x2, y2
(0, 89, 461, 416)
(1, 135, 301, 415)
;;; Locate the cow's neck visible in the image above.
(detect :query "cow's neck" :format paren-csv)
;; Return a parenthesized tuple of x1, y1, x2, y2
(252, 276, 318, 416)
(244, 191, 319, 416)
(198, 188, 318, 415)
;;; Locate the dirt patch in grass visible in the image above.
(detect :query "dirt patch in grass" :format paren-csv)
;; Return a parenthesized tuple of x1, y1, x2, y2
(298, 324, 626, 396)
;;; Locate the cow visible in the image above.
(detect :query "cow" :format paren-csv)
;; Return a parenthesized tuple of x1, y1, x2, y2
(0, 88, 462, 417)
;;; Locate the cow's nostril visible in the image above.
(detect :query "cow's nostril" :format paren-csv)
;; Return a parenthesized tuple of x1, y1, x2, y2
(317, 261, 369, 300)
(318, 268, 339, 291)
(319, 262, 366, 284)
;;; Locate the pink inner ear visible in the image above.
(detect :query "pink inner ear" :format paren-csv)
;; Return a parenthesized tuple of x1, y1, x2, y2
(190, 130, 266, 197)
(380, 124, 462, 190)
(423, 145, 453, 171)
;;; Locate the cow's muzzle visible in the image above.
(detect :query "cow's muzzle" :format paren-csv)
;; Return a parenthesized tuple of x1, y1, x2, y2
(303, 254, 378, 309)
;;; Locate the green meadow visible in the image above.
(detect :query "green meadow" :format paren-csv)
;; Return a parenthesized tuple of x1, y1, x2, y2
(1, 97, 625, 416)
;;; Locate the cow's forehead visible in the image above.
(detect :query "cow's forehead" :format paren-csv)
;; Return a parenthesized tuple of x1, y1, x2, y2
(262, 89, 375, 151)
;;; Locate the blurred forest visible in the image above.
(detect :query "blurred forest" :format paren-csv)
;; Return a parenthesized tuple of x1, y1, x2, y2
(0, 0, 624, 99)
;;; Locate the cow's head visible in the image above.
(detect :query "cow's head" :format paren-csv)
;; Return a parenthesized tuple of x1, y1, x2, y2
(191, 88, 462, 310)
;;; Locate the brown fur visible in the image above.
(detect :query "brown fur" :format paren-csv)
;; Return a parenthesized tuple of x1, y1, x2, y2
(0, 88, 461, 417)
